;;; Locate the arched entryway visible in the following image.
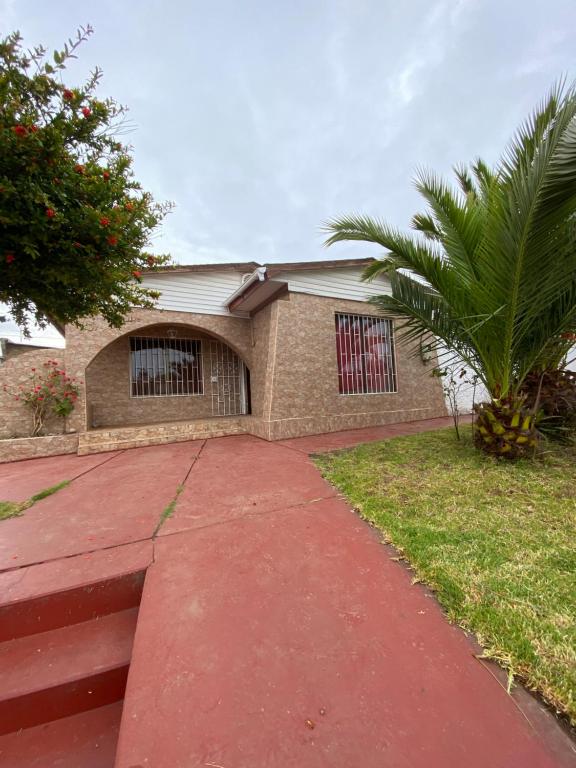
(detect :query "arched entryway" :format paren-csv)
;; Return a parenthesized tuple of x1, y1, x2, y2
(85, 323, 251, 429)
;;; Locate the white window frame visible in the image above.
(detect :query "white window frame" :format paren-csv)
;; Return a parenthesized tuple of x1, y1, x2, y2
(129, 336, 204, 398)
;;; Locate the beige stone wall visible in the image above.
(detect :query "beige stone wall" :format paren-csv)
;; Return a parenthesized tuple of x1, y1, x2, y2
(66, 295, 445, 439)
(261, 292, 446, 439)
(1, 293, 446, 453)
(87, 328, 217, 428)
(2, 343, 54, 360)
(249, 301, 276, 419)
(0, 434, 78, 463)
(65, 308, 255, 431)
(0, 348, 69, 439)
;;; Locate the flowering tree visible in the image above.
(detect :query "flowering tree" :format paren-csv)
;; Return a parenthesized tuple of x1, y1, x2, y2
(0, 27, 172, 333)
(3, 360, 81, 436)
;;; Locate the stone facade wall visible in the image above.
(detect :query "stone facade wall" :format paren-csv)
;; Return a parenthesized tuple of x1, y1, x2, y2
(249, 301, 275, 420)
(261, 292, 447, 439)
(87, 327, 217, 428)
(68, 294, 446, 439)
(0, 293, 447, 457)
(0, 348, 68, 439)
(0, 434, 78, 463)
(65, 308, 255, 432)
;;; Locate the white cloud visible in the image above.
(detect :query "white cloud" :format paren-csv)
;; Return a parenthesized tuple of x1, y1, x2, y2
(3, 0, 575, 344)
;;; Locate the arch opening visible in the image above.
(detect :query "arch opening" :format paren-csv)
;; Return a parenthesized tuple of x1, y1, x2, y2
(85, 323, 251, 430)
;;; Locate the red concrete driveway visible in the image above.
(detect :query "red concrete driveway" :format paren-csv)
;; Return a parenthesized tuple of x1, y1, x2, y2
(0, 420, 572, 767)
(0, 442, 201, 569)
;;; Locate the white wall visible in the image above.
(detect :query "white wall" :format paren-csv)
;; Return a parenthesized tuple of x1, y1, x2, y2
(447, 346, 576, 414)
(141, 270, 247, 316)
(142, 266, 391, 316)
(274, 267, 390, 303)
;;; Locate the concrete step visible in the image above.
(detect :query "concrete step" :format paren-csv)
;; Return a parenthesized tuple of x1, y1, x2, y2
(0, 542, 150, 757)
(0, 541, 150, 642)
(0, 609, 137, 734)
(78, 419, 248, 455)
(0, 701, 122, 768)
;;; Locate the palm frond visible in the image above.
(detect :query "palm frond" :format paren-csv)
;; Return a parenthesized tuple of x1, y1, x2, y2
(453, 163, 476, 199)
(323, 215, 450, 294)
(414, 168, 484, 281)
(324, 80, 576, 401)
(411, 212, 442, 240)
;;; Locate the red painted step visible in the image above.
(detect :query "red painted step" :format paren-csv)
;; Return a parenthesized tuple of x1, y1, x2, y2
(0, 701, 123, 768)
(0, 608, 138, 735)
(0, 540, 152, 642)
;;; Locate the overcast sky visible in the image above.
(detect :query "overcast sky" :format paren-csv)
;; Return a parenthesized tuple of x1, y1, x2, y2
(2, 0, 575, 343)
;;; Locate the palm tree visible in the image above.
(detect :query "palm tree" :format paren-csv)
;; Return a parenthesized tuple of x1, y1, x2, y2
(324, 83, 576, 457)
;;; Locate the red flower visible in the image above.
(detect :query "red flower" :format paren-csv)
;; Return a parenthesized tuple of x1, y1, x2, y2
(132, 270, 142, 279)
(82, 107, 91, 117)
(29, 125, 38, 133)
(99, 217, 110, 227)
(5, 252, 15, 264)
(125, 202, 134, 211)
(12, 125, 27, 137)
(103, 171, 110, 181)
(63, 89, 74, 101)
(46, 208, 55, 218)
(74, 164, 85, 174)
(73, 242, 82, 248)
(107, 235, 118, 246)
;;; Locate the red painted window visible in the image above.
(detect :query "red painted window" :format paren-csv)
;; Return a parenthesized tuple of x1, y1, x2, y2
(335, 313, 397, 395)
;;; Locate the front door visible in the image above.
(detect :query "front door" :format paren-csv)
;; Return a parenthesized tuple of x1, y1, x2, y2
(209, 341, 248, 416)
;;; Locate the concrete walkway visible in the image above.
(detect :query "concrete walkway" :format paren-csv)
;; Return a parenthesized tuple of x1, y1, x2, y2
(0, 417, 573, 767)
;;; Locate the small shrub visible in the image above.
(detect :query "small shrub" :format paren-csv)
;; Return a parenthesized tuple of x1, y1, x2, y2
(4, 359, 81, 436)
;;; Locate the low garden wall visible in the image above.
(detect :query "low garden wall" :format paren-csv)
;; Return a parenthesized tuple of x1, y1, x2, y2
(0, 433, 79, 463)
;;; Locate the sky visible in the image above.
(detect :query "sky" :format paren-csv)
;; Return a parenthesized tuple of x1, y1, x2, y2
(2, 0, 576, 344)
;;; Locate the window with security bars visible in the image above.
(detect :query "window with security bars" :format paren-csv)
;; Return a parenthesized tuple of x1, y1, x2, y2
(130, 337, 203, 397)
(335, 314, 397, 395)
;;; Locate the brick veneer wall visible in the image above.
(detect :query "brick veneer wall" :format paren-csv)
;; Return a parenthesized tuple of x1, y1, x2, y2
(88, 328, 222, 427)
(65, 308, 256, 432)
(67, 295, 446, 439)
(0, 434, 79, 463)
(0, 348, 67, 439)
(259, 292, 447, 439)
(1, 293, 447, 451)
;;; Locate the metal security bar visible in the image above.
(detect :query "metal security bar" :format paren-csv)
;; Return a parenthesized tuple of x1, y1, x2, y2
(130, 337, 203, 397)
(209, 341, 248, 416)
(335, 313, 397, 395)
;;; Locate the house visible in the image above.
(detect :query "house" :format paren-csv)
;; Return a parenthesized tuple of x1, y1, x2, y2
(0, 258, 446, 459)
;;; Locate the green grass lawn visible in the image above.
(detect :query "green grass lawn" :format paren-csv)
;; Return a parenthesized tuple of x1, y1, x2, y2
(315, 426, 576, 725)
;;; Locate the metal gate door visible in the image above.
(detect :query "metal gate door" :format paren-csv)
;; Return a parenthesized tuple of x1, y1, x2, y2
(209, 341, 248, 416)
